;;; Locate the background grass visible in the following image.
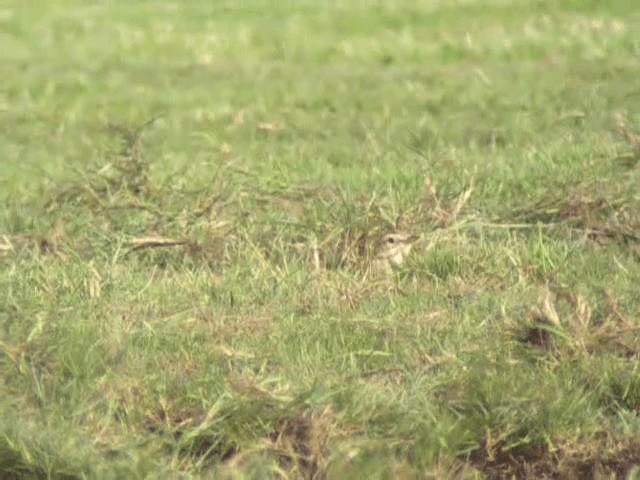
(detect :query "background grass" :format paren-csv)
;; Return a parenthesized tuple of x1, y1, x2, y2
(2, 1, 640, 478)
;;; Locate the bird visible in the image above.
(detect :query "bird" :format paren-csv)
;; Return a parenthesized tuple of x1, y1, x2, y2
(371, 232, 421, 274)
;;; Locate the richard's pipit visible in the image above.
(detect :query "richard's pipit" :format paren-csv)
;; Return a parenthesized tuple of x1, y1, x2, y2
(371, 232, 420, 274)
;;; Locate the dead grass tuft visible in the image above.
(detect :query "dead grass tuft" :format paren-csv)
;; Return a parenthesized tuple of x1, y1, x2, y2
(517, 287, 640, 359)
(468, 431, 640, 480)
(4, 219, 67, 258)
(141, 398, 239, 464)
(47, 117, 159, 213)
(507, 182, 640, 246)
(469, 433, 552, 479)
(269, 407, 334, 480)
(422, 176, 475, 229)
(105, 115, 162, 195)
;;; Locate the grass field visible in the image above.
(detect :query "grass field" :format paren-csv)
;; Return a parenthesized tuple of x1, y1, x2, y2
(2, 1, 640, 478)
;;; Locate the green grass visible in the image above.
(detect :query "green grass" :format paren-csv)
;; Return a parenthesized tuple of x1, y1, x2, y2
(2, 1, 640, 478)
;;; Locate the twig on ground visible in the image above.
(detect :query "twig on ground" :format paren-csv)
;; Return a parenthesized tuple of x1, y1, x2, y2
(127, 236, 192, 251)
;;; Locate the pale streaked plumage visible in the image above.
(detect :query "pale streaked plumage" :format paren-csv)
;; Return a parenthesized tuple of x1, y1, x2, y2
(371, 232, 420, 274)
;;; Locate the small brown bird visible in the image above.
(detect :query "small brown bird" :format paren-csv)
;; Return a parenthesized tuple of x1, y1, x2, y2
(371, 232, 421, 274)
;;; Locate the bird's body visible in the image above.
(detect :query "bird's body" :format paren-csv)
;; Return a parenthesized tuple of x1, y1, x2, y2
(371, 232, 420, 274)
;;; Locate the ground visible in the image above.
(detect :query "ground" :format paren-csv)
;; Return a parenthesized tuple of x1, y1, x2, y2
(2, 1, 640, 478)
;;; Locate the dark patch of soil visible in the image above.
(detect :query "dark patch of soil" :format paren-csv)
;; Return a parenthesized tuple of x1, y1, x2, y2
(521, 315, 557, 352)
(269, 410, 331, 480)
(523, 325, 555, 352)
(468, 433, 640, 479)
(142, 405, 237, 463)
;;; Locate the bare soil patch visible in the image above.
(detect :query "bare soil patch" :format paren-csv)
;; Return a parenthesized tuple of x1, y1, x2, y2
(468, 432, 640, 479)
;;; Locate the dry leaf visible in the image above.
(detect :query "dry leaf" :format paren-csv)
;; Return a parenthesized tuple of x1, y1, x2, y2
(257, 122, 284, 132)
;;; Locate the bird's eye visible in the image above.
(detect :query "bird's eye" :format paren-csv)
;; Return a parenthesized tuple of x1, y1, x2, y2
(386, 237, 395, 244)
